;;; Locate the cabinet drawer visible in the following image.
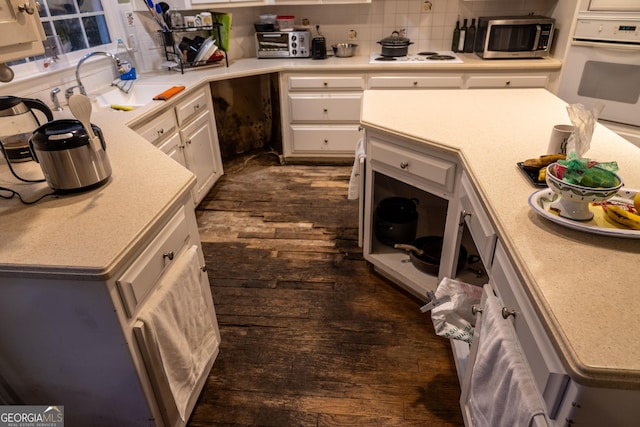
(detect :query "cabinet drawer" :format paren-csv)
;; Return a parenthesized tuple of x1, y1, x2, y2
(466, 75, 549, 88)
(490, 242, 569, 418)
(459, 173, 497, 267)
(288, 76, 365, 91)
(175, 89, 209, 125)
(369, 139, 456, 192)
(133, 109, 178, 146)
(117, 206, 191, 317)
(368, 75, 463, 89)
(290, 125, 361, 153)
(289, 93, 362, 122)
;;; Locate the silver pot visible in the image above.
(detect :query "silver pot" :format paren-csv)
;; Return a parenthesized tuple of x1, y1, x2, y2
(30, 119, 112, 193)
(377, 31, 413, 57)
(332, 43, 358, 57)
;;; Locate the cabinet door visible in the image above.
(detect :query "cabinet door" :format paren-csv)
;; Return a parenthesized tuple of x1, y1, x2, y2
(158, 132, 186, 169)
(0, 0, 46, 61)
(180, 111, 222, 205)
(490, 242, 569, 419)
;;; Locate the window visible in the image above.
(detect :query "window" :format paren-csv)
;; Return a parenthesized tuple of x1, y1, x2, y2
(8, 0, 122, 74)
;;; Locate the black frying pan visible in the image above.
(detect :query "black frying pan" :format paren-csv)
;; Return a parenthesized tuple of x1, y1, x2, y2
(395, 236, 480, 275)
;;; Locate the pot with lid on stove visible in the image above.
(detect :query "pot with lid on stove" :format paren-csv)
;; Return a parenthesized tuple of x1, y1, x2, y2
(29, 119, 112, 193)
(377, 31, 413, 57)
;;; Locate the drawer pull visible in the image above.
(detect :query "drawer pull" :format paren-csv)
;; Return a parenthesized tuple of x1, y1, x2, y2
(471, 305, 482, 315)
(505, 81, 511, 86)
(413, 81, 418, 86)
(323, 108, 328, 113)
(158, 128, 164, 135)
(201, 265, 208, 272)
(194, 104, 201, 111)
(163, 251, 175, 261)
(323, 139, 328, 144)
(502, 307, 516, 319)
(400, 161, 409, 169)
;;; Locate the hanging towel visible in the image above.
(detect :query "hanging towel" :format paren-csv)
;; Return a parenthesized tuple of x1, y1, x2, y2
(137, 245, 217, 422)
(468, 293, 546, 427)
(348, 137, 365, 200)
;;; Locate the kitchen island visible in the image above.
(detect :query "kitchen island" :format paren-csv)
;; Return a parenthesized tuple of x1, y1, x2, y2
(0, 117, 220, 426)
(361, 88, 640, 425)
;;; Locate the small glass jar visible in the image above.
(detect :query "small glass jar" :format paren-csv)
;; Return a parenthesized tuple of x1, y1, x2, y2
(168, 9, 184, 29)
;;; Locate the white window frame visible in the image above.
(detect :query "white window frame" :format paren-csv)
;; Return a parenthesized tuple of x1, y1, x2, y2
(11, 1, 126, 79)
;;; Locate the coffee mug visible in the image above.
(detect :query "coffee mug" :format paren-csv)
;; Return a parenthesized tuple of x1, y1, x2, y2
(547, 124, 575, 154)
(199, 12, 213, 27)
(184, 15, 196, 28)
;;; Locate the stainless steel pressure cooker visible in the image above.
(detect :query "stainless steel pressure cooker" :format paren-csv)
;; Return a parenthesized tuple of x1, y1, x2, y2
(29, 119, 112, 193)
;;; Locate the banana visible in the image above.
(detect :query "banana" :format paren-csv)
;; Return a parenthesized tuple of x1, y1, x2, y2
(606, 205, 640, 230)
(634, 192, 640, 213)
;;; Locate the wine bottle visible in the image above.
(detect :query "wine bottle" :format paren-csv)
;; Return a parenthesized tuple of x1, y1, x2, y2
(451, 19, 460, 52)
(464, 18, 476, 53)
(458, 19, 467, 53)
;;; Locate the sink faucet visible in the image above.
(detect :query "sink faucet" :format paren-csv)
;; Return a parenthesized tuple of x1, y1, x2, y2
(65, 51, 124, 100)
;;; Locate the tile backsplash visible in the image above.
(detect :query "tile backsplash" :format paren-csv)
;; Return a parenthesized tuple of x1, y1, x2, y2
(130, 0, 557, 70)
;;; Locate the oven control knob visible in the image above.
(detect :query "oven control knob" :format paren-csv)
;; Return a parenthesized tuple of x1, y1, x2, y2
(292, 35, 297, 41)
(292, 42, 297, 48)
(292, 49, 297, 55)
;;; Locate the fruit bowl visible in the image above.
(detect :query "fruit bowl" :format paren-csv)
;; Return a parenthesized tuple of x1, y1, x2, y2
(545, 162, 623, 221)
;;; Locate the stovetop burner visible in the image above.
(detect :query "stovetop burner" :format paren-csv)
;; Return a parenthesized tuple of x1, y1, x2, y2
(428, 54, 456, 60)
(370, 51, 463, 64)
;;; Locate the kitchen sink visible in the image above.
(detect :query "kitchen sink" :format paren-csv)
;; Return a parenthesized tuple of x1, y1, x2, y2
(94, 83, 175, 108)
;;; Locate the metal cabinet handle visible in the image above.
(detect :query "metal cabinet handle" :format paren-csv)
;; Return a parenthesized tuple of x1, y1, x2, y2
(163, 251, 175, 261)
(505, 80, 511, 86)
(413, 81, 418, 86)
(186, 139, 192, 144)
(323, 108, 328, 113)
(323, 82, 328, 86)
(471, 305, 482, 316)
(400, 162, 409, 169)
(323, 139, 328, 144)
(194, 104, 201, 111)
(502, 307, 516, 319)
(158, 128, 164, 135)
(18, 2, 35, 14)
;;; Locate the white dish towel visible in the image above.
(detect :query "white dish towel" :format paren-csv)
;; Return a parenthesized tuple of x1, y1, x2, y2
(138, 245, 217, 422)
(348, 137, 365, 200)
(468, 293, 546, 427)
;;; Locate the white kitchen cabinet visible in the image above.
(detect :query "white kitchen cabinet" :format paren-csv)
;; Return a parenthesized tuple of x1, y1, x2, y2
(367, 74, 463, 89)
(363, 129, 463, 299)
(464, 73, 550, 88)
(180, 108, 222, 204)
(280, 73, 364, 162)
(0, 193, 220, 427)
(132, 85, 223, 206)
(0, 0, 46, 62)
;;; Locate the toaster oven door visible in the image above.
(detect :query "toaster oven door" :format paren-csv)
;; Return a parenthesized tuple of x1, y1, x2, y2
(256, 33, 290, 58)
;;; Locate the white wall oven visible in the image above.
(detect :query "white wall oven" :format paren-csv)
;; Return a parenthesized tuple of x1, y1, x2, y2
(557, 12, 640, 147)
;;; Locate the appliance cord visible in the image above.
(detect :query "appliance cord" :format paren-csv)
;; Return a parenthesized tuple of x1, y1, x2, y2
(0, 186, 57, 204)
(0, 141, 46, 183)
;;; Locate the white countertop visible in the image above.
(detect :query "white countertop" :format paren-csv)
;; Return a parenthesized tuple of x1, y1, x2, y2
(0, 119, 195, 280)
(361, 88, 640, 389)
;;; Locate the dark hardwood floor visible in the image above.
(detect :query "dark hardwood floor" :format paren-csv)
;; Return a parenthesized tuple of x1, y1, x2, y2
(189, 149, 465, 426)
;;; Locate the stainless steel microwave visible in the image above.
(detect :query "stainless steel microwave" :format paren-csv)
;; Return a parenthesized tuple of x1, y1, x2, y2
(474, 15, 555, 59)
(256, 31, 310, 58)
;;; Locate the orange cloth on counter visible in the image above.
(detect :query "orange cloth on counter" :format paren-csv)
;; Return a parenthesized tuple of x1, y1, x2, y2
(153, 86, 186, 101)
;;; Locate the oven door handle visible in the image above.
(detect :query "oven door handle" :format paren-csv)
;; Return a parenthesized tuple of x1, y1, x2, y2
(571, 39, 640, 51)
